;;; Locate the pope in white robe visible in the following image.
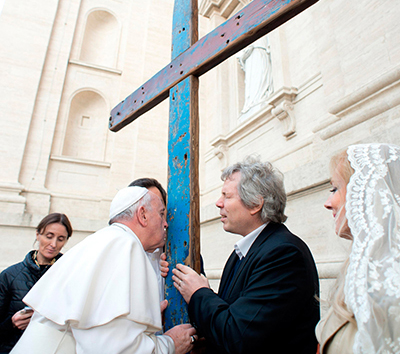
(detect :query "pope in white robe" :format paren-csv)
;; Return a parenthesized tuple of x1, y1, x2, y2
(11, 187, 196, 354)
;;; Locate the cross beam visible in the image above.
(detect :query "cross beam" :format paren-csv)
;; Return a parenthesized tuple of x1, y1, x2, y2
(109, 0, 318, 330)
(109, 0, 318, 132)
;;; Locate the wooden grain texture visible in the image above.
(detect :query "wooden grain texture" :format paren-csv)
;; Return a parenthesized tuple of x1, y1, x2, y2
(109, 0, 318, 132)
(165, 76, 199, 328)
(164, 0, 200, 329)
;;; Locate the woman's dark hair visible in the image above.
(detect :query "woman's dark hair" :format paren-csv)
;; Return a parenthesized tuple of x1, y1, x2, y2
(36, 213, 73, 238)
(129, 178, 167, 206)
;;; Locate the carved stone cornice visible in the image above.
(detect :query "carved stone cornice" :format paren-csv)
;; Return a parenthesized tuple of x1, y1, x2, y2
(199, 0, 251, 19)
(0, 182, 26, 203)
(210, 102, 274, 151)
(213, 141, 228, 160)
(270, 86, 298, 139)
(209, 86, 298, 155)
(314, 65, 400, 140)
(211, 137, 229, 170)
(0, 182, 26, 214)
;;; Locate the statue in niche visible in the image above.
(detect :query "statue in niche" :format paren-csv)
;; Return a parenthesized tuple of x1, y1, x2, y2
(236, 35, 273, 114)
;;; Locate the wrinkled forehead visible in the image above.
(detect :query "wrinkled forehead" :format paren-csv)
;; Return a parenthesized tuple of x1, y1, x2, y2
(224, 171, 241, 184)
(148, 190, 165, 209)
(148, 186, 165, 206)
(222, 173, 241, 193)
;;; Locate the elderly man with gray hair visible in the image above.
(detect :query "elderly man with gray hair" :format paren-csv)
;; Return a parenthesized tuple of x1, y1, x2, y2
(172, 156, 320, 354)
(11, 186, 196, 354)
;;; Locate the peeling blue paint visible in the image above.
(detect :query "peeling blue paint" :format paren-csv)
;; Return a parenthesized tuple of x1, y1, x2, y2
(109, 0, 318, 132)
(164, 0, 198, 330)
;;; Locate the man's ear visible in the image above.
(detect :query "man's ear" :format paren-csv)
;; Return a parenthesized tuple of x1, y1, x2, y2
(249, 198, 264, 216)
(137, 206, 148, 227)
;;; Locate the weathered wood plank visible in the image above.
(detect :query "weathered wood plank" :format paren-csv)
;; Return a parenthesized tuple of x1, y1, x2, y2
(109, 0, 318, 132)
(165, 76, 200, 329)
(164, 0, 200, 329)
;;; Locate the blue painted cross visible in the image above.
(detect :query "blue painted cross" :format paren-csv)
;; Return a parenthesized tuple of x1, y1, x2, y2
(109, 0, 318, 329)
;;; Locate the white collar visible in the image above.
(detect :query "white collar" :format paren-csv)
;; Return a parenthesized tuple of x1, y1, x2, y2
(112, 222, 131, 232)
(234, 223, 268, 260)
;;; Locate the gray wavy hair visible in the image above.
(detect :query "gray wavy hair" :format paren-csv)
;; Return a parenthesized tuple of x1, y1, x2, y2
(109, 192, 153, 225)
(221, 156, 287, 223)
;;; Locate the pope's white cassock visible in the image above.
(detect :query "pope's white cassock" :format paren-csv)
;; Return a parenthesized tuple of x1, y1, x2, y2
(11, 223, 174, 354)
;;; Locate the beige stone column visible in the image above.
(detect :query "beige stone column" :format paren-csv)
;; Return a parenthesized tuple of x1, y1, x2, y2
(19, 0, 82, 217)
(0, 0, 60, 215)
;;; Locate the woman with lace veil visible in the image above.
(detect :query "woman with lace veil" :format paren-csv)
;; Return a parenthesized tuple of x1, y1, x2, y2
(316, 143, 400, 353)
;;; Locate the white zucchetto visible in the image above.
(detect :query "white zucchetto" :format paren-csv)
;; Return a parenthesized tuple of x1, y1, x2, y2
(109, 186, 148, 220)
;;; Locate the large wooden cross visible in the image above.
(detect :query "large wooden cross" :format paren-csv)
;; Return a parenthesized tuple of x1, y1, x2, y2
(109, 0, 318, 329)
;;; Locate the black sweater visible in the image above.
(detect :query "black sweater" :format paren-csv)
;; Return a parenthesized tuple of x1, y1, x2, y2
(0, 251, 62, 353)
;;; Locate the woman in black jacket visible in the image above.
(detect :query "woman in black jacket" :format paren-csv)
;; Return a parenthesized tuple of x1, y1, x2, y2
(0, 213, 73, 353)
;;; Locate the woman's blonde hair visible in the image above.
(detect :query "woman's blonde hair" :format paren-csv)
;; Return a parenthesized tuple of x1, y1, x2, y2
(329, 150, 354, 187)
(330, 150, 354, 240)
(328, 149, 356, 324)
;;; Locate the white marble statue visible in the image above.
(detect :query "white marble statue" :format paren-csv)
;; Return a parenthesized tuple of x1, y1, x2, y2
(236, 35, 273, 114)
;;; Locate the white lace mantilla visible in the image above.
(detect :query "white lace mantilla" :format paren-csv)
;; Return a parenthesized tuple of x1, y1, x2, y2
(345, 143, 400, 353)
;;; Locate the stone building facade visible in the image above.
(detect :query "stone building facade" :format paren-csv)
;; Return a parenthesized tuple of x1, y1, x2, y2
(0, 0, 172, 267)
(1, 0, 399, 305)
(197, 0, 400, 298)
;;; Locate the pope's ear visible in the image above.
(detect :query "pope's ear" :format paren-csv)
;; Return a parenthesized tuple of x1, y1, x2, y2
(137, 206, 148, 227)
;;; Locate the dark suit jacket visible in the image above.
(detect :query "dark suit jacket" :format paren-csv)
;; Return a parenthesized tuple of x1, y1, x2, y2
(188, 222, 320, 354)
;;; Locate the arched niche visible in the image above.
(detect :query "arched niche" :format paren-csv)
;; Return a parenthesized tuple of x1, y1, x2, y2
(80, 10, 119, 68)
(62, 90, 108, 161)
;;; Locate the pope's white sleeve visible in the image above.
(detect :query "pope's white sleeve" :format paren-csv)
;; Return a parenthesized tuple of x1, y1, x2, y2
(71, 317, 175, 354)
(146, 249, 165, 303)
(152, 333, 175, 353)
